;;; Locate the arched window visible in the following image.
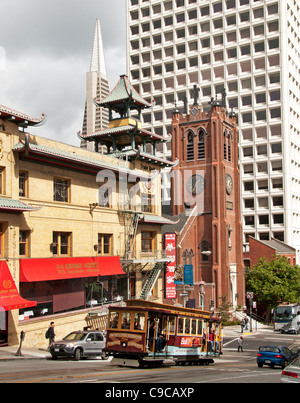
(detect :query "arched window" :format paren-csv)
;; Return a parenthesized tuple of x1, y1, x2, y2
(224, 130, 227, 160)
(199, 241, 210, 262)
(187, 131, 194, 160)
(224, 129, 232, 162)
(198, 130, 205, 159)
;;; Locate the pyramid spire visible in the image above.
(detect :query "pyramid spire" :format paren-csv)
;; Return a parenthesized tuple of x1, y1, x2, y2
(90, 18, 107, 76)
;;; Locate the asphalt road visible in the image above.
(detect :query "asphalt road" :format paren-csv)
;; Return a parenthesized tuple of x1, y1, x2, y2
(0, 329, 297, 385)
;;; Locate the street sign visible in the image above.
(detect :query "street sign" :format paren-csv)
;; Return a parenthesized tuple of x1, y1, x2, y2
(246, 292, 253, 299)
(180, 292, 189, 297)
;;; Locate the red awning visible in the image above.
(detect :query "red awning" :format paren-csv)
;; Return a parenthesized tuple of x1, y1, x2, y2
(0, 261, 37, 311)
(19, 256, 125, 282)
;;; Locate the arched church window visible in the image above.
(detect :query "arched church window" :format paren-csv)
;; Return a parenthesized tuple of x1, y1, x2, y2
(224, 130, 227, 160)
(187, 131, 194, 160)
(198, 130, 205, 159)
(199, 240, 210, 262)
(224, 129, 232, 162)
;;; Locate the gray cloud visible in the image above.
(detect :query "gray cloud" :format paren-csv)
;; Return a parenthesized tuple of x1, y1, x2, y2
(0, 0, 126, 146)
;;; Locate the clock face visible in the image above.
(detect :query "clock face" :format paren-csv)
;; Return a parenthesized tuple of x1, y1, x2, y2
(226, 174, 233, 195)
(186, 174, 205, 195)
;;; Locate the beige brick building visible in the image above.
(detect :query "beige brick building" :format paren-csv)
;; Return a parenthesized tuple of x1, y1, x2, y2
(0, 97, 175, 348)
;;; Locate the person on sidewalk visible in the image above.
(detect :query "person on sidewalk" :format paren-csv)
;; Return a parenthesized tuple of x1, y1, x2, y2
(237, 336, 244, 352)
(46, 322, 55, 350)
(244, 316, 249, 331)
(240, 318, 245, 333)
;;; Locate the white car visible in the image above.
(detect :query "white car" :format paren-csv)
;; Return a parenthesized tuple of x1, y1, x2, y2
(281, 357, 300, 383)
(50, 330, 107, 361)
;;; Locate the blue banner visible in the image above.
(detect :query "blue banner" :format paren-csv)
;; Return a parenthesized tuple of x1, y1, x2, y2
(184, 265, 194, 285)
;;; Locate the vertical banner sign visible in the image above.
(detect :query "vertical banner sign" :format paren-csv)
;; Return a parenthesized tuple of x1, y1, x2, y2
(164, 233, 176, 299)
(184, 264, 194, 285)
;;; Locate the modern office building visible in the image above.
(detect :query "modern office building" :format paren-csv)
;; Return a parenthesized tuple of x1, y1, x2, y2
(126, 0, 300, 259)
(81, 18, 110, 151)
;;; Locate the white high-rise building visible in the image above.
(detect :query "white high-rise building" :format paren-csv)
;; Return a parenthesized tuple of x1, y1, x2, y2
(126, 0, 300, 258)
(81, 18, 110, 151)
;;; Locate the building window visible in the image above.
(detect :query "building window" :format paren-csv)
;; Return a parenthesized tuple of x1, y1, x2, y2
(53, 178, 70, 202)
(187, 132, 194, 161)
(19, 171, 28, 197)
(0, 168, 4, 195)
(198, 130, 205, 159)
(19, 230, 29, 256)
(141, 231, 154, 253)
(141, 192, 154, 213)
(53, 232, 71, 256)
(98, 187, 111, 208)
(98, 234, 112, 255)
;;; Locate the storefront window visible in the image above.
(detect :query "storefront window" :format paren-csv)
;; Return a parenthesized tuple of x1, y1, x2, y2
(19, 275, 127, 321)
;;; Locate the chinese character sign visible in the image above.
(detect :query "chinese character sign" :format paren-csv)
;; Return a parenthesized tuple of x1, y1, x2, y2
(165, 233, 176, 299)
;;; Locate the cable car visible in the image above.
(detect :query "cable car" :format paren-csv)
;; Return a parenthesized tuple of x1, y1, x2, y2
(104, 300, 222, 368)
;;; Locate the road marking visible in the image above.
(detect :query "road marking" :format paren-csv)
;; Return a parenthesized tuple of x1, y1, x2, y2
(197, 371, 279, 383)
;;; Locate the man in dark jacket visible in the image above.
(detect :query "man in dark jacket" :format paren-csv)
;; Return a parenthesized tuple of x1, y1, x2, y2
(47, 322, 55, 350)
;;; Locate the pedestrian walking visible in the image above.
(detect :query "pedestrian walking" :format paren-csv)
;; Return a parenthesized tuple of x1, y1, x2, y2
(240, 318, 245, 333)
(45, 321, 55, 350)
(237, 336, 244, 352)
(244, 316, 249, 331)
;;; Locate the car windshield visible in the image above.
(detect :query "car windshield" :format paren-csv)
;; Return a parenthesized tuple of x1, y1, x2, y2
(63, 332, 86, 341)
(259, 347, 280, 353)
(275, 307, 293, 321)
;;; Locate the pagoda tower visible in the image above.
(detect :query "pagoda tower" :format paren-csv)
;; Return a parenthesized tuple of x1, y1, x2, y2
(79, 74, 178, 301)
(78, 74, 177, 169)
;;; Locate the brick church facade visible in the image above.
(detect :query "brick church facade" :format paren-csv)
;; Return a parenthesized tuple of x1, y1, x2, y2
(168, 90, 245, 313)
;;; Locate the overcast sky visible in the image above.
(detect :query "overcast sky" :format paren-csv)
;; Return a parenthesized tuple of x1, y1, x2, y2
(0, 0, 126, 146)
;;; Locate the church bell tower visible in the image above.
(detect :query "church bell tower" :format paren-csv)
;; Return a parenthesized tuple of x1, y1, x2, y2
(171, 87, 245, 311)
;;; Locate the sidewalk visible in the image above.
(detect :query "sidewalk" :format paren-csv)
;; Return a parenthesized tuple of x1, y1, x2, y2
(0, 345, 50, 361)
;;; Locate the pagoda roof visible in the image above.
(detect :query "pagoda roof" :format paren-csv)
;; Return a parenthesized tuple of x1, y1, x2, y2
(77, 121, 171, 144)
(13, 135, 151, 180)
(94, 74, 155, 112)
(139, 214, 180, 226)
(109, 148, 178, 168)
(0, 105, 46, 128)
(0, 197, 42, 213)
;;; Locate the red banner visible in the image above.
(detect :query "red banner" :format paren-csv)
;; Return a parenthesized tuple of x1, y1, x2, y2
(165, 233, 176, 299)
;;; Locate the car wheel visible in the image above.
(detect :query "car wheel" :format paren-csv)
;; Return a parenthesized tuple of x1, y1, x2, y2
(74, 349, 82, 361)
(257, 363, 263, 368)
(51, 354, 58, 360)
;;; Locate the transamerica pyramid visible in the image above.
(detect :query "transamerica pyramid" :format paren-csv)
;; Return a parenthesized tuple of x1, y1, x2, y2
(81, 18, 110, 152)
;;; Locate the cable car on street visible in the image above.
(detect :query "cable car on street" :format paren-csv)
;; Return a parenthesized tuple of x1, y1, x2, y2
(104, 299, 222, 368)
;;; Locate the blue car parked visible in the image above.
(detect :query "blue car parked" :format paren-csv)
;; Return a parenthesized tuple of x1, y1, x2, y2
(257, 346, 294, 369)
